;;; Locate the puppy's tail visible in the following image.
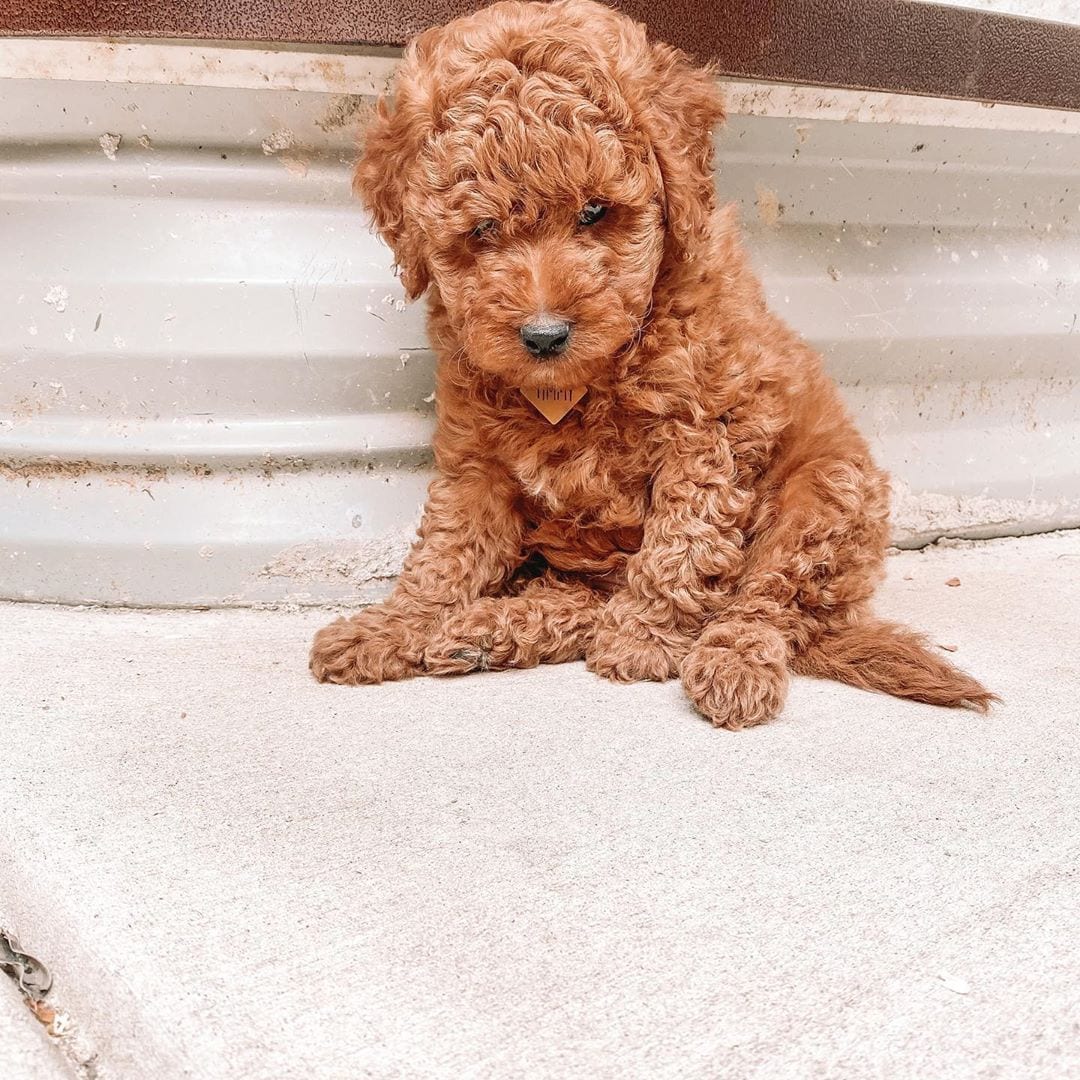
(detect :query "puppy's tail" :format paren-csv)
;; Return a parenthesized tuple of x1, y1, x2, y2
(791, 618, 998, 712)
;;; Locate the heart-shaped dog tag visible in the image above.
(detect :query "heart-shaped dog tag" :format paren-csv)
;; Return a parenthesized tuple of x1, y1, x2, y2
(520, 385, 588, 424)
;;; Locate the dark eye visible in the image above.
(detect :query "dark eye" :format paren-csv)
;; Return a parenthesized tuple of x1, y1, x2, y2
(471, 218, 497, 239)
(577, 202, 607, 227)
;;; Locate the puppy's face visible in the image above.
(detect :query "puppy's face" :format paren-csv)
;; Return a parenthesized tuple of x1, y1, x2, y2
(415, 88, 665, 389)
(355, 0, 725, 391)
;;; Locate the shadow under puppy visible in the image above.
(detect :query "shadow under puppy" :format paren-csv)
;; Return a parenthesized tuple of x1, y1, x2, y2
(311, 0, 995, 728)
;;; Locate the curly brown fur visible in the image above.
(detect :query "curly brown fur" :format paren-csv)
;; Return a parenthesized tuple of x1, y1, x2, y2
(310, 0, 996, 728)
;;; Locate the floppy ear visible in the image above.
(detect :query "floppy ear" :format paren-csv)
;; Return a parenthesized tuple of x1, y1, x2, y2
(632, 44, 725, 262)
(353, 67, 432, 299)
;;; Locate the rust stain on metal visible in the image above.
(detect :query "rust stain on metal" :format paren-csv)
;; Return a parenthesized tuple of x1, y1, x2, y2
(0, 454, 433, 483)
(317, 93, 370, 132)
(0, 459, 169, 482)
(260, 128, 295, 155)
(755, 184, 783, 227)
(279, 155, 309, 177)
(97, 132, 121, 160)
(259, 534, 414, 586)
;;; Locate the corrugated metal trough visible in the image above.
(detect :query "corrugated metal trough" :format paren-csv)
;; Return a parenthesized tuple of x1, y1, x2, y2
(1, 45, 1078, 607)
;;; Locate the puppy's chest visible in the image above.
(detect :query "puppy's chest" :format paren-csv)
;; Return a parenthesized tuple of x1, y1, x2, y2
(510, 438, 652, 525)
(515, 446, 651, 573)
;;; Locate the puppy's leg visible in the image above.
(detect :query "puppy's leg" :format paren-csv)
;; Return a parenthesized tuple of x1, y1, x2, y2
(423, 575, 604, 675)
(682, 455, 891, 728)
(687, 455, 995, 724)
(311, 470, 524, 685)
(587, 424, 748, 683)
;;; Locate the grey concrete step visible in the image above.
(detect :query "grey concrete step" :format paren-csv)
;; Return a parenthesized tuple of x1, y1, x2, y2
(2, 533, 1078, 1078)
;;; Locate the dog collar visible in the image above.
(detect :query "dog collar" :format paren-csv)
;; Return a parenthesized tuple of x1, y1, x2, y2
(520, 386, 588, 424)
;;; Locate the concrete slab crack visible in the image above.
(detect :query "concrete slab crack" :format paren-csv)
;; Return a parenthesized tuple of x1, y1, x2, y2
(2, 929, 102, 1079)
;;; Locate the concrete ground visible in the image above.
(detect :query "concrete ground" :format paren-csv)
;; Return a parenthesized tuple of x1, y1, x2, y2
(2, 532, 1078, 1079)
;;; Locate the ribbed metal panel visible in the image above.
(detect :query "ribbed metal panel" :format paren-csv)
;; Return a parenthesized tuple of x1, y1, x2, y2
(2, 70, 1078, 606)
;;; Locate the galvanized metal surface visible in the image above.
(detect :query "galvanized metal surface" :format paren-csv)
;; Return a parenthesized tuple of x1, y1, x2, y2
(1, 63, 1078, 607)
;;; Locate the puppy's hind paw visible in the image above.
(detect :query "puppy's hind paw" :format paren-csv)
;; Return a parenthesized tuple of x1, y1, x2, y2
(423, 640, 494, 676)
(682, 621, 790, 730)
(310, 613, 424, 685)
(586, 624, 679, 683)
(423, 612, 512, 675)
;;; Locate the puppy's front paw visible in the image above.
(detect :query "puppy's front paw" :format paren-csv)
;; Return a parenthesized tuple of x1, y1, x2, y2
(681, 621, 789, 729)
(423, 601, 525, 675)
(310, 612, 424, 685)
(586, 622, 679, 683)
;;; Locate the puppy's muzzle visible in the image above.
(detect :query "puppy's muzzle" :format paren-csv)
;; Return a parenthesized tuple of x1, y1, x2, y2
(520, 315, 572, 359)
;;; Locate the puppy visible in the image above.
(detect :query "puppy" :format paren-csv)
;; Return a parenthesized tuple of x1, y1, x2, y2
(311, 0, 994, 728)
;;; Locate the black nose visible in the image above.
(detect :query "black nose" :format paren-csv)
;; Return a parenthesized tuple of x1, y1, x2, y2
(520, 315, 572, 358)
